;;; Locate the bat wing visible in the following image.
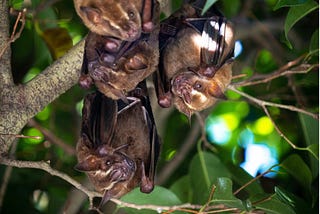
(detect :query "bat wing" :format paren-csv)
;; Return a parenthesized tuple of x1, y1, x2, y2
(81, 92, 117, 149)
(185, 16, 234, 68)
(200, 16, 235, 67)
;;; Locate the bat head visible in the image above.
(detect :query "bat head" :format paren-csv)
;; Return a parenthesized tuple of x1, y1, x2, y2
(171, 69, 226, 117)
(75, 145, 136, 193)
(76, 0, 142, 41)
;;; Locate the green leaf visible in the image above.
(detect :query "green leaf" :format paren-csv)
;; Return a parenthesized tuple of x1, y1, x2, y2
(227, 164, 264, 196)
(255, 49, 278, 73)
(120, 186, 182, 214)
(275, 186, 312, 213)
(280, 154, 312, 190)
(189, 151, 231, 203)
(307, 144, 319, 160)
(299, 113, 319, 179)
(9, 0, 24, 9)
(283, 0, 319, 49)
(42, 28, 73, 60)
(170, 175, 192, 202)
(221, 0, 241, 17)
(309, 29, 319, 53)
(201, 0, 219, 15)
(274, 0, 308, 10)
(210, 178, 244, 209)
(253, 194, 296, 214)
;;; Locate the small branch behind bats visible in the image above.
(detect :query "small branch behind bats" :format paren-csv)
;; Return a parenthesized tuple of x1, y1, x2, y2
(232, 54, 317, 87)
(0, 8, 26, 59)
(28, 119, 76, 155)
(228, 85, 318, 120)
(0, 133, 41, 140)
(157, 120, 201, 185)
(228, 85, 318, 157)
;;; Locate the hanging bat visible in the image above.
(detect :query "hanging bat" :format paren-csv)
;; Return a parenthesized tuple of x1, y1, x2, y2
(75, 81, 160, 206)
(74, 0, 156, 40)
(154, 2, 235, 118)
(78, 1, 160, 100)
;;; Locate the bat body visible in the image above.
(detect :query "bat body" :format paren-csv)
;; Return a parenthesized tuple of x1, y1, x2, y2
(78, 1, 160, 100)
(155, 2, 235, 117)
(75, 82, 160, 205)
(74, 0, 155, 39)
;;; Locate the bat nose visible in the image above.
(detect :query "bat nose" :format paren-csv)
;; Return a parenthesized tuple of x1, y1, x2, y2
(126, 27, 140, 41)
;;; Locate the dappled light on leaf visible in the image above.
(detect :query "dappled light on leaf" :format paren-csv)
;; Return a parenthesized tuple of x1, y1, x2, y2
(253, 116, 274, 135)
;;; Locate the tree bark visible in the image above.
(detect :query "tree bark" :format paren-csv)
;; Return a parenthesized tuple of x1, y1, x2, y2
(0, 0, 85, 154)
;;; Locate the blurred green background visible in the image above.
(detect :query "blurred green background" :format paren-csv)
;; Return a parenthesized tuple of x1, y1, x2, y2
(0, 0, 318, 213)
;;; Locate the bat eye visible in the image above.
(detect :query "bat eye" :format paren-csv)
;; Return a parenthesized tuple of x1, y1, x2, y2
(106, 160, 112, 166)
(128, 11, 135, 18)
(194, 82, 202, 90)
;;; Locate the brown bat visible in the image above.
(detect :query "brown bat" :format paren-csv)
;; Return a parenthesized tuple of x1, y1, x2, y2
(154, 2, 235, 118)
(74, 0, 155, 40)
(75, 82, 160, 206)
(78, 1, 160, 100)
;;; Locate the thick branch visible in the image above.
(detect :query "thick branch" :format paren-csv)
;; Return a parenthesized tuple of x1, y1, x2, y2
(0, 39, 85, 153)
(0, 0, 13, 88)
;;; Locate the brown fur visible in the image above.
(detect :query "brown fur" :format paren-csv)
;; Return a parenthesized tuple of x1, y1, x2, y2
(74, 0, 146, 40)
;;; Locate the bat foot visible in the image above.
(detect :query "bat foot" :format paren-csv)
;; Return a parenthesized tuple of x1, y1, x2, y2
(104, 38, 122, 52)
(125, 54, 148, 71)
(143, 21, 154, 32)
(79, 75, 93, 89)
(100, 53, 116, 65)
(158, 93, 172, 108)
(140, 177, 154, 193)
(140, 162, 154, 193)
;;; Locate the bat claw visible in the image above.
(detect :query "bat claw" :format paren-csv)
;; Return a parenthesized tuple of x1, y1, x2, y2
(140, 161, 154, 193)
(158, 94, 172, 108)
(79, 75, 93, 89)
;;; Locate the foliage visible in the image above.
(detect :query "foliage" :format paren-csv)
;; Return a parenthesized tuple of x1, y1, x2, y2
(0, 0, 318, 213)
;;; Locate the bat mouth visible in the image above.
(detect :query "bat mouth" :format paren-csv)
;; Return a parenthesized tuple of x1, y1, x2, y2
(171, 72, 195, 104)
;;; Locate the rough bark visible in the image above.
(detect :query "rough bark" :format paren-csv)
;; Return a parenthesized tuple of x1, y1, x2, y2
(0, 1, 85, 154)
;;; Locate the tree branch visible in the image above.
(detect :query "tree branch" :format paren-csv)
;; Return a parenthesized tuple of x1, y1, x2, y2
(228, 85, 318, 120)
(0, 39, 84, 154)
(0, 0, 13, 88)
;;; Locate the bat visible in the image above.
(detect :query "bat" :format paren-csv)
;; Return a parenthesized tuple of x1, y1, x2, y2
(78, 1, 160, 100)
(74, 0, 156, 40)
(154, 2, 235, 118)
(75, 81, 160, 207)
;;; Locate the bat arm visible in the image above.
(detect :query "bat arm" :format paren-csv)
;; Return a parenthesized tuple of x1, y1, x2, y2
(139, 161, 154, 193)
(142, 0, 154, 32)
(153, 69, 172, 108)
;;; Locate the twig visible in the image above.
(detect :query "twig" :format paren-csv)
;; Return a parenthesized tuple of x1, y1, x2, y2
(0, 8, 26, 59)
(0, 133, 41, 140)
(228, 85, 318, 120)
(0, 141, 18, 210)
(232, 55, 315, 87)
(0, 157, 100, 203)
(113, 198, 202, 213)
(0, 157, 229, 213)
(233, 165, 277, 196)
(228, 85, 318, 154)
(156, 120, 201, 185)
(28, 119, 76, 155)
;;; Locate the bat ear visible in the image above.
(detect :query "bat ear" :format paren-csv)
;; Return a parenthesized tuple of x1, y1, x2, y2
(80, 6, 102, 24)
(74, 156, 100, 172)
